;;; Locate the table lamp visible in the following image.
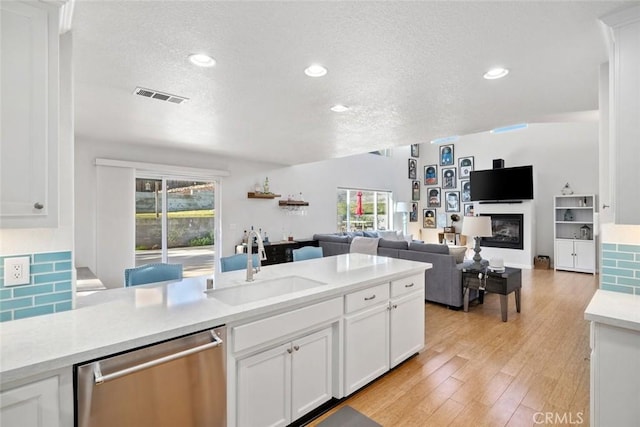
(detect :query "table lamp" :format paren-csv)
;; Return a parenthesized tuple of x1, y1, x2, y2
(461, 216, 493, 270)
(395, 202, 410, 236)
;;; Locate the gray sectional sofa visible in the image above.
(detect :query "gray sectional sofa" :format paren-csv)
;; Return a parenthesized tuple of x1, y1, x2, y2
(313, 232, 477, 308)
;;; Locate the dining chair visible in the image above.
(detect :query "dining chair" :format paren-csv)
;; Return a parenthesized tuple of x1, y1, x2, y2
(220, 253, 260, 272)
(292, 246, 323, 262)
(124, 263, 183, 287)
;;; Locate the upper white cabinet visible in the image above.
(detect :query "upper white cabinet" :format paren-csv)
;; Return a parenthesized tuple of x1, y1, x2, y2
(0, 1, 59, 228)
(554, 194, 596, 274)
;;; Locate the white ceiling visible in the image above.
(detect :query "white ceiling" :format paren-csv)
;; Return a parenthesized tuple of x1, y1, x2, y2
(72, 1, 632, 166)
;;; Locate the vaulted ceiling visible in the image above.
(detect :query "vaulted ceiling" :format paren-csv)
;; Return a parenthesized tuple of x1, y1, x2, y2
(72, 1, 631, 166)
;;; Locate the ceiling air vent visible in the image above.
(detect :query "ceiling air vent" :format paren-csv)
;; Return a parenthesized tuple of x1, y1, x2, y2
(133, 87, 189, 105)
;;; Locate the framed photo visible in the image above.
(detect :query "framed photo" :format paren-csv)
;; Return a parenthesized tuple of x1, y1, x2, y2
(461, 179, 471, 202)
(436, 211, 447, 229)
(411, 144, 419, 158)
(423, 209, 436, 228)
(424, 164, 438, 185)
(408, 158, 417, 179)
(439, 144, 454, 166)
(411, 180, 420, 201)
(458, 156, 474, 178)
(463, 203, 474, 216)
(410, 202, 418, 222)
(445, 191, 460, 212)
(427, 187, 441, 207)
(442, 167, 456, 189)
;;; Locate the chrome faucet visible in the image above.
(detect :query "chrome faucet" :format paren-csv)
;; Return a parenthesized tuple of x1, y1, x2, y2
(246, 230, 267, 282)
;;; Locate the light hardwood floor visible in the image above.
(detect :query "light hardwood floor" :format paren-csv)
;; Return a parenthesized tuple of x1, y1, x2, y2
(309, 268, 598, 427)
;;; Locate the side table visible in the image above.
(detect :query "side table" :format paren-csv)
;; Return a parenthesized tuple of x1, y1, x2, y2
(462, 266, 522, 322)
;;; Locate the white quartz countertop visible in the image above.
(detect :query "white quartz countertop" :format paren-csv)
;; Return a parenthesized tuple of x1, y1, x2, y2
(584, 289, 640, 332)
(0, 254, 429, 385)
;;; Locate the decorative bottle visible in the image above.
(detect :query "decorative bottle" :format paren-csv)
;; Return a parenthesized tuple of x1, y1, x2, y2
(263, 177, 270, 194)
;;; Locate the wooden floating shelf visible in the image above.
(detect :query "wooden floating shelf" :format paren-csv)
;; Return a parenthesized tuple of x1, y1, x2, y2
(279, 200, 309, 206)
(248, 192, 281, 199)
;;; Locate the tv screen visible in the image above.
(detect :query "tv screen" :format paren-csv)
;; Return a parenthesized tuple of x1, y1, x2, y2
(470, 165, 534, 201)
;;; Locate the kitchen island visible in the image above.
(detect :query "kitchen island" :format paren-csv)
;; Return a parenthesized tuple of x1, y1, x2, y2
(0, 253, 430, 426)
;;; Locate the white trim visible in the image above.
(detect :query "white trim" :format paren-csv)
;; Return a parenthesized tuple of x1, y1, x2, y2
(95, 158, 230, 178)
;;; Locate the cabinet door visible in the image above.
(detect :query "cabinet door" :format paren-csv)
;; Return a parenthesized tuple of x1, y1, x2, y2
(555, 240, 575, 269)
(0, 376, 60, 427)
(237, 343, 291, 427)
(291, 328, 332, 420)
(390, 292, 425, 368)
(344, 304, 389, 395)
(574, 240, 595, 272)
(0, 1, 58, 227)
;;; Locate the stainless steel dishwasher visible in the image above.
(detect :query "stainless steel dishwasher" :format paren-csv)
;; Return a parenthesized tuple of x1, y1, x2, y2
(75, 326, 226, 427)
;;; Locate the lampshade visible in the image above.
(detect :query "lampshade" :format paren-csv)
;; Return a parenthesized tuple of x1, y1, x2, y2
(461, 216, 492, 238)
(395, 202, 410, 213)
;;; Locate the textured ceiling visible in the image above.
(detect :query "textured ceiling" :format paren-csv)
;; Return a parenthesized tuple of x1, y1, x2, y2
(72, 1, 632, 166)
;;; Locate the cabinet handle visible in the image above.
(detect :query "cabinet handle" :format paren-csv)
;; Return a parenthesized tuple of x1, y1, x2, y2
(287, 348, 293, 354)
(405, 283, 415, 288)
(293, 345, 300, 351)
(393, 304, 398, 309)
(602, 204, 610, 209)
(364, 295, 376, 301)
(33, 202, 44, 210)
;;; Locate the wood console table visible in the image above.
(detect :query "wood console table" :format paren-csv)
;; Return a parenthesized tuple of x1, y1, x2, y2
(461, 266, 522, 321)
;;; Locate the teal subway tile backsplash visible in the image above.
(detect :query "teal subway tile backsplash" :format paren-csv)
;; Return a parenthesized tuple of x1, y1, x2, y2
(601, 243, 640, 295)
(0, 250, 73, 322)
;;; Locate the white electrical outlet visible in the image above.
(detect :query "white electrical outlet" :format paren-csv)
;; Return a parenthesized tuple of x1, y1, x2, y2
(4, 256, 31, 286)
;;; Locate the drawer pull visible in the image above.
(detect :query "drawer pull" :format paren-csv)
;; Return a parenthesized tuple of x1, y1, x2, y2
(364, 295, 376, 301)
(287, 348, 293, 354)
(405, 283, 415, 288)
(293, 345, 300, 351)
(34, 202, 44, 210)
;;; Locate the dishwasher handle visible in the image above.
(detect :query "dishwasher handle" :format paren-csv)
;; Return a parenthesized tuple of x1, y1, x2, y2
(94, 330, 223, 385)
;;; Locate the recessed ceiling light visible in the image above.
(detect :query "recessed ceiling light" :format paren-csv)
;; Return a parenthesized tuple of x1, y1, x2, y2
(330, 104, 350, 112)
(304, 64, 327, 77)
(189, 53, 216, 67)
(483, 67, 509, 80)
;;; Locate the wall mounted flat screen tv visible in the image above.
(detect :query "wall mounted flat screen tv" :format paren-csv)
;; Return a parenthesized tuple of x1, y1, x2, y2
(470, 165, 534, 201)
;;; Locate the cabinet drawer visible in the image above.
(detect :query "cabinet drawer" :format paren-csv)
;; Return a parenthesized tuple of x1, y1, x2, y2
(390, 274, 423, 297)
(345, 283, 389, 313)
(233, 297, 342, 353)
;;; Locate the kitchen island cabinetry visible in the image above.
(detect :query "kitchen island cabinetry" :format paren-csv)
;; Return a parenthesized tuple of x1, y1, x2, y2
(0, 377, 59, 427)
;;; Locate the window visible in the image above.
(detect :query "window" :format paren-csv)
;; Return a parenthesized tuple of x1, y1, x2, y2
(336, 188, 392, 232)
(135, 177, 216, 277)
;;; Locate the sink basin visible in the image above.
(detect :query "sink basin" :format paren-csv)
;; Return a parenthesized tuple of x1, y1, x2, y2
(206, 276, 326, 306)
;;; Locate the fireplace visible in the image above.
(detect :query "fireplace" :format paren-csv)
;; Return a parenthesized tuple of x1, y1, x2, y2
(479, 213, 524, 250)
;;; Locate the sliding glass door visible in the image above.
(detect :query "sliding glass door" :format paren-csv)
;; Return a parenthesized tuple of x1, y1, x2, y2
(135, 177, 215, 277)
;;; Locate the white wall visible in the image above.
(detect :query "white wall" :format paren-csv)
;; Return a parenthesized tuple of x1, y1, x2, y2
(75, 140, 413, 286)
(418, 122, 599, 260)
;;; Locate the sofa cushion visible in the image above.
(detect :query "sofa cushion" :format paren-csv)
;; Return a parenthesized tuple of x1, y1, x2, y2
(448, 245, 467, 263)
(409, 242, 450, 254)
(350, 236, 380, 255)
(363, 231, 379, 238)
(313, 234, 349, 243)
(378, 230, 399, 240)
(379, 239, 409, 250)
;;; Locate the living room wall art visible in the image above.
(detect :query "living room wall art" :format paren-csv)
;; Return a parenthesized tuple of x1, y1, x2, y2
(464, 203, 474, 216)
(424, 164, 437, 185)
(442, 168, 456, 189)
(458, 156, 474, 178)
(410, 202, 418, 222)
(408, 158, 417, 179)
(445, 191, 460, 212)
(427, 187, 441, 207)
(439, 144, 454, 166)
(461, 180, 471, 202)
(412, 181, 420, 201)
(411, 144, 419, 158)
(423, 209, 436, 228)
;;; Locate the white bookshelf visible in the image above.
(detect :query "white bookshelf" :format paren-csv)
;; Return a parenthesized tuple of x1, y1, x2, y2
(553, 194, 596, 274)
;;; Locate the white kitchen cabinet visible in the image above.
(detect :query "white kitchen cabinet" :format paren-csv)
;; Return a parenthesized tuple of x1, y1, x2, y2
(590, 321, 640, 426)
(390, 291, 425, 368)
(236, 328, 333, 427)
(554, 194, 596, 274)
(0, 376, 60, 427)
(0, 0, 59, 228)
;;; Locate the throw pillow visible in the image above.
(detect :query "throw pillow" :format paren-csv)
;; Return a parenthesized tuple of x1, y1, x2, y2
(349, 236, 380, 255)
(378, 230, 399, 240)
(448, 245, 467, 264)
(402, 233, 413, 243)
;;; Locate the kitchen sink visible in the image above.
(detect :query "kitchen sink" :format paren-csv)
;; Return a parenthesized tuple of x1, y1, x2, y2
(206, 276, 327, 306)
